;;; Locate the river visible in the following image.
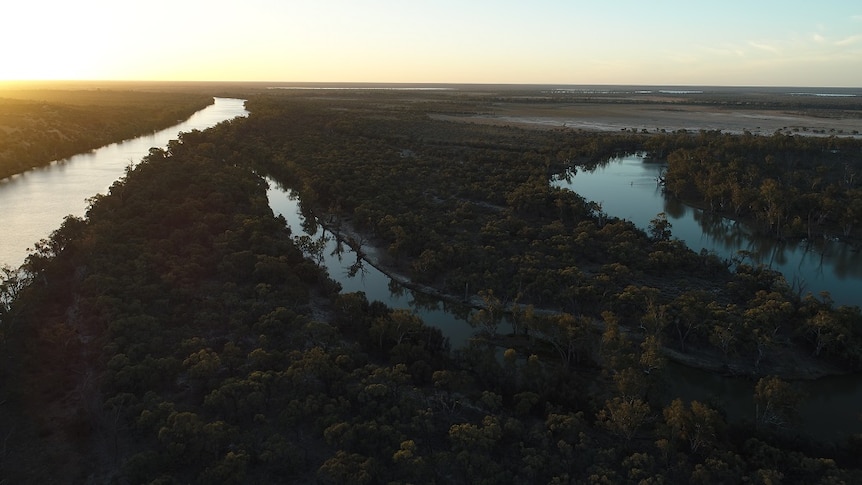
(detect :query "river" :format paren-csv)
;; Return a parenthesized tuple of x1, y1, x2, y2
(265, 180, 484, 349)
(551, 154, 862, 441)
(2, 102, 859, 441)
(264, 176, 862, 441)
(551, 154, 862, 308)
(0, 97, 249, 269)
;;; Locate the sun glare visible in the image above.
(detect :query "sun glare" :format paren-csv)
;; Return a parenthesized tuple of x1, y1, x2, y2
(1, 0, 859, 86)
(1, 2, 127, 81)
(2, 21, 85, 80)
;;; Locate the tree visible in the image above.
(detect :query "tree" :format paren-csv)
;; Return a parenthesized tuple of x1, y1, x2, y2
(758, 178, 786, 236)
(369, 309, 425, 352)
(317, 450, 376, 485)
(293, 234, 328, 266)
(597, 397, 651, 444)
(708, 302, 740, 359)
(531, 312, 594, 368)
(0, 265, 29, 344)
(600, 311, 634, 371)
(840, 189, 862, 236)
(470, 289, 503, 338)
(639, 334, 665, 375)
(448, 416, 506, 482)
(743, 291, 794, 369)
(662, 399, 724, 453)
(647, 212, 673, 242)
(510, 302, 536, 338)
(183, 348, 222, 380)
(668, 291, 711, 353)
(804, 307, 848, 357)
(754, 376, 803, 429)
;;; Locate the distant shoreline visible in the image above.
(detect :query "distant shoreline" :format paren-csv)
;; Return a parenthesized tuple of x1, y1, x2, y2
(3, 80, 861, 94)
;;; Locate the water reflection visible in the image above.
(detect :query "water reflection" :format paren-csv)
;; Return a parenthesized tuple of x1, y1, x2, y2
(552, 155, 862, 307)
(266, 180, 484, 348)
(269, 172, 862, 441)
(0, 98, 249, 269)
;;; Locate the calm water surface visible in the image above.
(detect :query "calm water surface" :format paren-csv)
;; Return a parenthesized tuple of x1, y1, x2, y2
(0, 97, 248, 269)
(553, 155, 862, 440)
(267, 174, 862, 441)
(552, 154, 862, 308)
(266, 180, 483, 349)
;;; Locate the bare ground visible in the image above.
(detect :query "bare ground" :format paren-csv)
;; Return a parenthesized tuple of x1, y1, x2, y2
(434, 103, 862, 137)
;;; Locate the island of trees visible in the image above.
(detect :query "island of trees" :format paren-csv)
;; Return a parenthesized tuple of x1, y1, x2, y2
(1, 86, 862, 483)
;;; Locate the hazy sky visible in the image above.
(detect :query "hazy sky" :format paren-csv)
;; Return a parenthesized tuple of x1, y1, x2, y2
(3, 0, 860, 86)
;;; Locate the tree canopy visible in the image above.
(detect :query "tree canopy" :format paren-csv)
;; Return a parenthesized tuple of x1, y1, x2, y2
(2, 88, 861, 483)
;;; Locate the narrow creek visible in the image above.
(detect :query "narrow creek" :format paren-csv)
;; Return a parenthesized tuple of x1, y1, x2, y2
(265, 179, 487, 349)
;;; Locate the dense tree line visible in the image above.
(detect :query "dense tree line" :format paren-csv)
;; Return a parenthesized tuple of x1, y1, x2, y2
(2, 90, 862, 483)
(651, 130, 862, 242)
(233, 93, 862, 374)
(0, 89, 213, 179)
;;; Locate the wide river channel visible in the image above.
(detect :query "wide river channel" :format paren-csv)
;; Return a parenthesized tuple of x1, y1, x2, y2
(0, 97, 249, 269)
(1, 102, 859, 441)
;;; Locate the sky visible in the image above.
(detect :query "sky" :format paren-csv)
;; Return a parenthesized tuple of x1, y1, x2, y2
(2, 0, 860, 86)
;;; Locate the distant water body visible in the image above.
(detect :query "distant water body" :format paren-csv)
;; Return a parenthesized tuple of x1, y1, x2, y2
(269, 86, 453, 91)
(265, 83, 862, 97)
(0, 98, 248, 269)
(546, 87, 859, 97)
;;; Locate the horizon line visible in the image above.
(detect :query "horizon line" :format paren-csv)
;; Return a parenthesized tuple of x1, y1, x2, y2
(2, 79, 861, 90)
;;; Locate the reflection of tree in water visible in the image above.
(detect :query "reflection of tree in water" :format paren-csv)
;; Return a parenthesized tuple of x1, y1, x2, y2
(553, 168, 575, 184)
(686, 208, 821, 271)
(662, 195, 688, 220)
(407, 289, 443, 313)
(689, 209, 762, 256)
(346, 254, 367, 279)
(294, 233, 329, 266)
(299, 206, 318, 235)
(687, 205, 862, 300)
(387, 278, 404, 298)
(816, 240, 862, 279)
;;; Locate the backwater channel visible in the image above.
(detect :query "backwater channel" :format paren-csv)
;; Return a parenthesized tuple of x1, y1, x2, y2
(268, 154, 862, 442)
(549, 154, 862, 441)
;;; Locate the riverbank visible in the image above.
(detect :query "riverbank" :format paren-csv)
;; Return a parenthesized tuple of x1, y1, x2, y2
(317, 212, 850, 381)
(0, 90, 214, 180)
(0, 97, 248, 270)
(653, 171, 862, 251)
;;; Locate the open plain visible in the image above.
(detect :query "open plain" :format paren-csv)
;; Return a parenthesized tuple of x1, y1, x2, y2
(455, 102, 862, 136)
(425, 86, 862, 136)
